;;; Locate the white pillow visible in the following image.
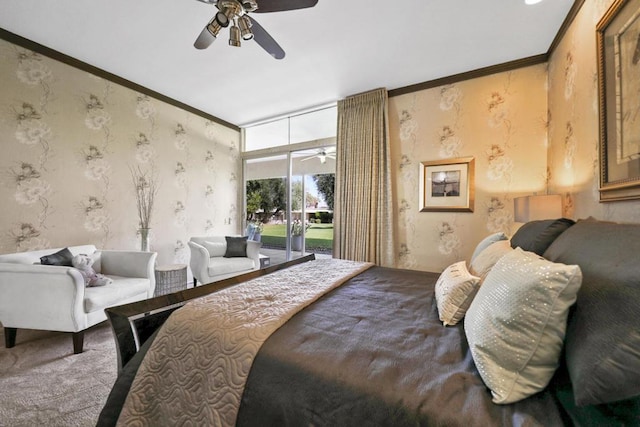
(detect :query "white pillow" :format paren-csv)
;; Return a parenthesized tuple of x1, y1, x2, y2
(470, 232, 508, 263)
(91, 251, 102, 273)
(464, 248, 582, 404)
(469, 240, 512, 280)
(435, 261, 481, 326)
(202, 241, 226, 257)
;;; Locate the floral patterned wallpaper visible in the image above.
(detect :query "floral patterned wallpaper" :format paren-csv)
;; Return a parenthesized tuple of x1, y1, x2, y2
(389, 65, 549, 272)
(389, 0, 640, 273)
(547, 0, 640, 222)
(0, 38, 241, 268)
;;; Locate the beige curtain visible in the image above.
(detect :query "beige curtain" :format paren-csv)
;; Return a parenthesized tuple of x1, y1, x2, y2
(333, 88, 395, 267)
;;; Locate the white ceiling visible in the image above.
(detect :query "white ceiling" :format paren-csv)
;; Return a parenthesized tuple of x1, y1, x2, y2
(0, 0, 575, 128)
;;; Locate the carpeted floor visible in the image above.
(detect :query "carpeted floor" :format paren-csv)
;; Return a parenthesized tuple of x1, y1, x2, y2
(0, 322, 118, 427)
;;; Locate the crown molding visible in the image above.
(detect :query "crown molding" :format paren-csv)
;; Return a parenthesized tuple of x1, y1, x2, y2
(389, 0, 585, 98)
(0, 27, 240, 132)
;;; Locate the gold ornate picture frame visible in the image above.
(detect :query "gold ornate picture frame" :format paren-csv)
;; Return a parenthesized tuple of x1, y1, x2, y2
(597, 0, 640, 201)
(419, 157, 474, 212)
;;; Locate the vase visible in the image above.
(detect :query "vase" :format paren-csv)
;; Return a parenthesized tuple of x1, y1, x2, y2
(139, 228, 150, 251)
(291, 234, 303, 251)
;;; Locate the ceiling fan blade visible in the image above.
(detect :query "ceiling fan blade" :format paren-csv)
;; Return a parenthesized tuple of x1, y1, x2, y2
(325, 146, 336, 154)
(300, 156, 316, 162)
(194, 27, 216, 49)
(253, 0, 318, 13)
(248, 16, 285, 59)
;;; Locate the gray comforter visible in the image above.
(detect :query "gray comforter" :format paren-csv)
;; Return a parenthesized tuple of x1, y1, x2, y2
(99, 266, 570, 426)
(237, 266, 568, 426)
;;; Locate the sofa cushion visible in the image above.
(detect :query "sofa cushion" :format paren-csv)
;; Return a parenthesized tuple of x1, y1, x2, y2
(224, 236, 248, 258)
(208, 257, 254, 277)
(91, 251, 102, 274)
(203, 241, 227, 257)
(465, 248, 582, 404)
(40, 248, 74, 266)
(543, 218, 640, 406)
(84, 276, 151, 313)
(0, 245, 97, 265)
(510, 218, 574, 255)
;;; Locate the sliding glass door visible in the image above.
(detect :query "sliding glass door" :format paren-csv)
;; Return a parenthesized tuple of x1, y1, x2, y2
(244, 145, 335, 265)
(243, 105, 337, 266)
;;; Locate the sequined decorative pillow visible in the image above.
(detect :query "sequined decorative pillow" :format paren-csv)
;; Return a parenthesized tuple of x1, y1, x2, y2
(469, 240, 512, 281)
(434, 261, 481, 326)
(470, 232, 508, 264)
(464, 248, 582, 404)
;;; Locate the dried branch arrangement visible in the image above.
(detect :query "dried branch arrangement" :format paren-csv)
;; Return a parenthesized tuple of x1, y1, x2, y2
(130, 165, 158, 229)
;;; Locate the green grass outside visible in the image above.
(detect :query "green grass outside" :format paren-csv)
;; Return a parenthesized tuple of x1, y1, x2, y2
(259, 223, 333, 251)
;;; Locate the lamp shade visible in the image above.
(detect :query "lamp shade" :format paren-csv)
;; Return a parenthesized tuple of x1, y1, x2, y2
(514, 195, 562, 223)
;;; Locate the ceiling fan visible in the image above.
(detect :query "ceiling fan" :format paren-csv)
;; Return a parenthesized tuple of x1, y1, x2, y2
(193, 0, 318, 59)
(300, 147, 336, 164)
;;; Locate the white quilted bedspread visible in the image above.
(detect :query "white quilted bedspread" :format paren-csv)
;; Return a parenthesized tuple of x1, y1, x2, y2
(117, 258, 373, 427)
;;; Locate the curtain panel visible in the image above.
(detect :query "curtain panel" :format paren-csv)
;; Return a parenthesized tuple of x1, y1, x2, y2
(333, 88, 395, 267)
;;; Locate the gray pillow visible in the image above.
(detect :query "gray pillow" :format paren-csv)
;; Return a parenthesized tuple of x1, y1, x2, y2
(543, 218, 640, 406)
(224, 236, 248, 258)
(40, 248, 74, 266)
(465, 248, 582, 404)
(510, 218, 574, 255)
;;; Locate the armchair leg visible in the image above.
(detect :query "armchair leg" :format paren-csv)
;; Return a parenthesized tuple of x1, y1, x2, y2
(4, 327, 17, 348)
(72, 331, 85, 354)
(193, 277, 197, 287)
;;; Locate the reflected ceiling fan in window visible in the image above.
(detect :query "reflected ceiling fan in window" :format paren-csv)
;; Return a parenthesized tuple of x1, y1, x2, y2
(300, 147, 336, 164)
(193, 0, 318, 59)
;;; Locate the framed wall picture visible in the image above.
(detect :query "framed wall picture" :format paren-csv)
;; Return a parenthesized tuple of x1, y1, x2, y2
(597, 0, 640, 201)
(419, 157, 474, 212)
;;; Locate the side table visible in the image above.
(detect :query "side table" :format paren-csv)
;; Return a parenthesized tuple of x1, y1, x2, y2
(154, 264, 188, 297)
(259, 254, 271, 269)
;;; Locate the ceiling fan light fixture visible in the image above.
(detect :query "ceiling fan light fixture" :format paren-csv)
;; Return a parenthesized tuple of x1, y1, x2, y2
(238, 15, 253, 40)
(241, 0, 258, 12)
(206, 21, 222, 37)
(215, 11, 231, 28)
(229, 24, 242, 47)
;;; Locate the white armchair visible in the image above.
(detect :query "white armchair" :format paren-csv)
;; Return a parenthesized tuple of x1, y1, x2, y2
(0, 245, 157, 354)
(188, 236, 261, 286)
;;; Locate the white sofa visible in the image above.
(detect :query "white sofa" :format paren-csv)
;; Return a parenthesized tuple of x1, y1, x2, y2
(0, 244, 157, 354)
(188, 236, 261, 286)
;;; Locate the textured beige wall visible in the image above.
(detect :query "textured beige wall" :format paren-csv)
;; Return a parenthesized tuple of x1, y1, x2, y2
(389, 64, 549, 272)
(547, 0, 640, 222)
(0, 39, 241, 266)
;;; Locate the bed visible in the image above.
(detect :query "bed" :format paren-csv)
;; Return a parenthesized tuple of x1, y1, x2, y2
(98, 218, 640, 426)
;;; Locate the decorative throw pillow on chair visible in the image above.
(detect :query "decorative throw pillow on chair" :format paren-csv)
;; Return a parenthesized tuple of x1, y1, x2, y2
(72, 254, 113, 287)
(40, 247, 74, 266)
(224, 236, 248, 258)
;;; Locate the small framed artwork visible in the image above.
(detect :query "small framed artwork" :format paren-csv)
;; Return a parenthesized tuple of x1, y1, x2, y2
(419, 157, 475, 212)
(597, 0, 640, 201)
